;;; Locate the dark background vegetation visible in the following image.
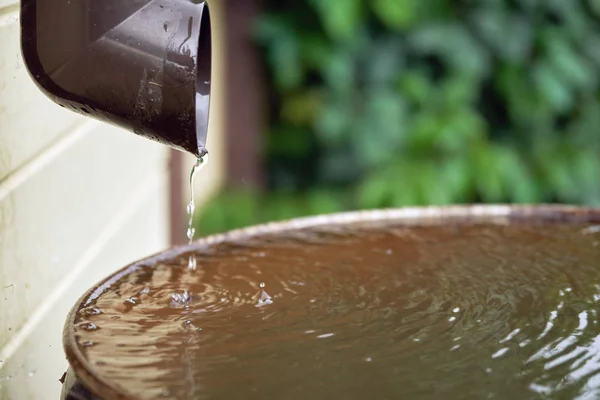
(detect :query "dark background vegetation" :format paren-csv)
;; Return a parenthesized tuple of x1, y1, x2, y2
(198, 0, 600, 234)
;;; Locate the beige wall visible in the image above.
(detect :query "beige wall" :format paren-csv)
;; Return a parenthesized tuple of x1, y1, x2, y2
(0, 1, 225, 398)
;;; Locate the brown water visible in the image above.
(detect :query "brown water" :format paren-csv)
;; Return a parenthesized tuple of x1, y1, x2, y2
(71, 222, 600, 400)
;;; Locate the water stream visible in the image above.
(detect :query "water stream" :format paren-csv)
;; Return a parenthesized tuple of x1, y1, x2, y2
(186, 154, 208, 270)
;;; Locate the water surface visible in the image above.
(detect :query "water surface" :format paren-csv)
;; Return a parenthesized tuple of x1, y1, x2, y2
(72, 222, 600, 399)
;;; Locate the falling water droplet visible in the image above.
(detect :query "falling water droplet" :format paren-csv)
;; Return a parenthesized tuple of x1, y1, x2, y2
(187, 201, 195, 215)
(187, 227, 196, 240)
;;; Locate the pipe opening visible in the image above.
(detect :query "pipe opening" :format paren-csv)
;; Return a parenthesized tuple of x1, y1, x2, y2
(195, 2, 212, 156)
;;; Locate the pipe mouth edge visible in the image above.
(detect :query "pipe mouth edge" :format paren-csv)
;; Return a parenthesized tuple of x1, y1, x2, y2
(194, 1, 212, 156)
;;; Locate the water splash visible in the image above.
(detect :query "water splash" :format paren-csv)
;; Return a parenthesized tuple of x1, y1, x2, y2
(171, 290, 193, 308)
(256, 282, 273, 307)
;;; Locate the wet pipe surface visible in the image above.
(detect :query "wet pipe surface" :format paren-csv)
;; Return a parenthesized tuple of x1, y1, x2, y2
(63, 208, 600, 399)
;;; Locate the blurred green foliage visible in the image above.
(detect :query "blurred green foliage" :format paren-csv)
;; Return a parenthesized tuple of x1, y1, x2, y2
(198, 0, 600, 235)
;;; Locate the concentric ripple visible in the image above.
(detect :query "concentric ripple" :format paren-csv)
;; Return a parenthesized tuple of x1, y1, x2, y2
(71, 222, 600, 399)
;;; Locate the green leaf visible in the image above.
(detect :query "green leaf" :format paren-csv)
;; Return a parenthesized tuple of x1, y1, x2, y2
(442, 73, 479, 105)
(254, 16, 303, 90)
(357, 174, 392, 209)
(390, 164, 420, 206)
(589, 0, 600, 17)
(267, 127, 313, 157)
(281, 90, 324, 126)
(496, 147, 540, 203)
(541, 150, 579, 203)
(441, 157, 472, 202)
(306, 190, 344, 215)
(471, 9, 532, 63)
(471, 144, 504, 202)
(355, 90, 407, 166)
(308, 0, 364, 41)
(408, 111, 443, 150)
(371, 0, 417, 31)
(314, 102, 351, 145)
(409, 23, 490, 78)
(417, 163, 453, 205)
(398, 71, 432, 104)
(497, 65, 546, 128)
(364, 39, 405, 85)
(544, 32, 596, 91)
(323, 49, 356, 94)
(532, 62, 573, 113)
(320, 150, 362, 184)
(573, 150, 600, 205)
(300, 35, 332, 70)
(581, 34, 600, 67)
(436, 108, 485, 152)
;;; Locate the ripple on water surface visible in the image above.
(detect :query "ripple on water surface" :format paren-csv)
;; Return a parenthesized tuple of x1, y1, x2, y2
(71, 222, 600, 399)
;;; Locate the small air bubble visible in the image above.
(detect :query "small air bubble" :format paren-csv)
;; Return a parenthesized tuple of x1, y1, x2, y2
(365, 357, 372, 362)
(259, 282, 265, 288)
